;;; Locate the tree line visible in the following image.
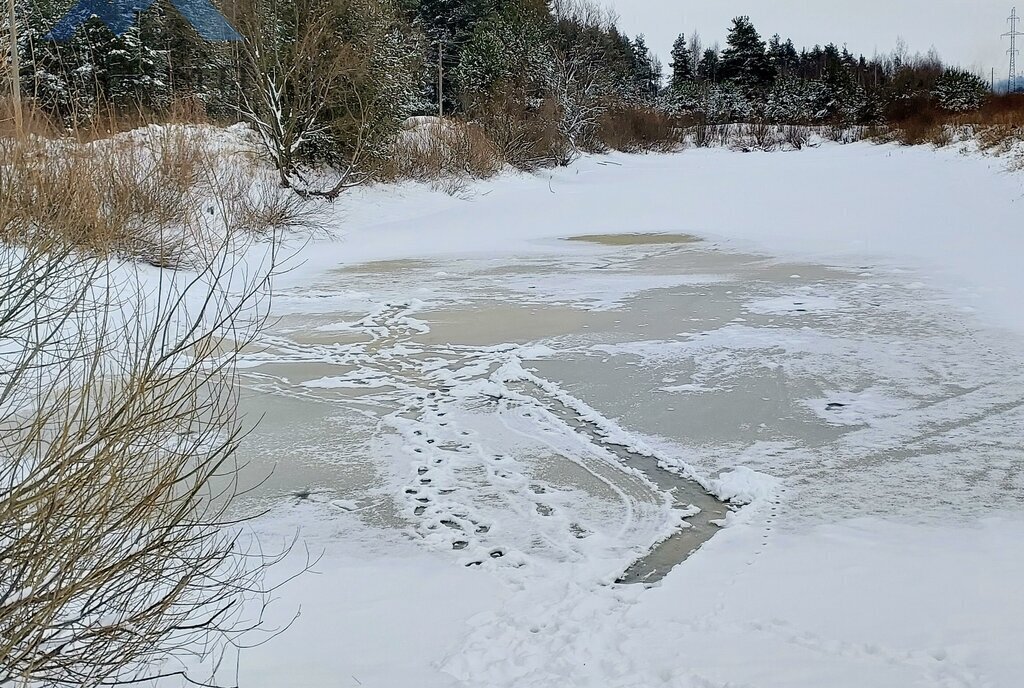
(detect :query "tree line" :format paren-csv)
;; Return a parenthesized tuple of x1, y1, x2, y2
(6, 1, 1004, 176)
(662, 17, 993, 126)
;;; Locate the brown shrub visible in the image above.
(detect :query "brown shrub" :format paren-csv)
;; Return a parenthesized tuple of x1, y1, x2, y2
(955, 95, 1024, 151)
(884, 93, 1024, 149)
(0, 112, 311, 266)
(386, 117, 501, 192)
(596, 106, 680, 153)
(470, 92, 563, 170)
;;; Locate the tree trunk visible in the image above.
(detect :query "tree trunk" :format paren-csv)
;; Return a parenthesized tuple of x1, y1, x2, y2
(7, 0, 21, 136)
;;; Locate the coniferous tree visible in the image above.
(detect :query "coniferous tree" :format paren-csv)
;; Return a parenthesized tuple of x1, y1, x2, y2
(933, 68, 989, 111)
(767, 34, 798, 79)
(410, 0, 498, 112)
(719, 16, 774, 94)
(697, 47, 720, 83)
(454, 1, 549, 102)
(668, 32, 692, 91)
(630, 34, 660, 101)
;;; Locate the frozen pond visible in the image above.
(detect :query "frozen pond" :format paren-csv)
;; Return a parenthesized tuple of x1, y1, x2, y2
(233, 231, 1024, 588)
(184, 141, 1024, 688)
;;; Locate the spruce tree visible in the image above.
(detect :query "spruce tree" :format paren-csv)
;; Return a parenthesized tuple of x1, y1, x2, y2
(669, 32, 692, 91)
(719, 16, 775, 94)
(629, 35, 660, 101)
(697, 48, 720, 83)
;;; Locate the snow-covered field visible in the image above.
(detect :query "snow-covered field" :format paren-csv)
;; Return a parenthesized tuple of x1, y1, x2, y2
(195, 143, 1024, 688)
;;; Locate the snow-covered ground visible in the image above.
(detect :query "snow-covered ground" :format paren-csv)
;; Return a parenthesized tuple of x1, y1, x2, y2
(189, 142, 1024, 688)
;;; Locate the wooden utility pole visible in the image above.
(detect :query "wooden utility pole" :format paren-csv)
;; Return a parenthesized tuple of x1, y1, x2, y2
(437, 36, 444, 118)
(7, 0, 22, 136)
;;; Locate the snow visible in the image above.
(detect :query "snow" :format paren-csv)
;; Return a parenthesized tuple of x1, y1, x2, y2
(274, 142, 1024, 335)
(708, 466, 780, 504)
(178, 138, 1024, 688)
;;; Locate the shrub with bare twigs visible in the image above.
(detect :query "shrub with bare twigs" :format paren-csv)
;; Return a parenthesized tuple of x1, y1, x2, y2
(0, 227, 296, 686)
(0, 119, 314, 686)
(387, 117, 501, 193)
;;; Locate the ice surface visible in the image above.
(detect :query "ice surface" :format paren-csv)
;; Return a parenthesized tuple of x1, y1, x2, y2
(179, 142, 1024, 688)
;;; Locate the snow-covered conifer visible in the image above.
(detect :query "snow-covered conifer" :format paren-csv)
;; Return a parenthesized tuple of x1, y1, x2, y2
(933, 68, 990, 112)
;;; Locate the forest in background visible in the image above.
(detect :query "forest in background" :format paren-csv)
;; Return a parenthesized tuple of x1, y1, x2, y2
(2, 0, 1023, 184)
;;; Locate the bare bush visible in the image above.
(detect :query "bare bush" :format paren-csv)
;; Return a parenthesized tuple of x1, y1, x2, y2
(744, 120, 777, 151)
(596, 107, 680, 153)
(714, 123, 736, 147)
(784, 124, 811, 149)
(388, 117, 500, 192)
(471, 91, 562, 170)
(236, 0, 369, 198)
(0, 226, 290, 685)
(691, 117, 712, 148)
(236, 0, 417, 199)
(546, 52, 607, 165)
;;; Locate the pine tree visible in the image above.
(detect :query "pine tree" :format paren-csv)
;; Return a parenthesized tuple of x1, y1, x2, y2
(454, 1, 549, 101)
(630, 34, 660, 101)
(933, 68, 989, 112)
(697, 47, 719, 83)
(767, 34, 798, 78)
(719, 16, 775, 94)
(668, 32, 692, 91)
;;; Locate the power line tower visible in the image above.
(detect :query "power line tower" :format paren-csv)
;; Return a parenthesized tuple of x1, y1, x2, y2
(1005, 7, 1024, 93)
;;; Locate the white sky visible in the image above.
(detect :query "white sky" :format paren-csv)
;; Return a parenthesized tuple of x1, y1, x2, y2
(605, 1, 1017, 77)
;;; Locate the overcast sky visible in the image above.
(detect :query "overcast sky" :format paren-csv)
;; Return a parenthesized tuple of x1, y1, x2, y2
(605, 1, 1016, 76)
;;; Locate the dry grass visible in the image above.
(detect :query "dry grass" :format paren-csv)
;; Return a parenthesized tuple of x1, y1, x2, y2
(595, 106, 680, 153)
(385, 118, 501, 194)
(0, 95, 214, 141)
(956, 96, 1024, 153)
(875, 95, 1024, 149)
(0, 114, 314, 268)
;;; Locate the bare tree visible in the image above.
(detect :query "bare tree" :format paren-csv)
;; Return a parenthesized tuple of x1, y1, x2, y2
(236, 0, 376, 199)
(688, 31, 703, 79)
(550, 0, 615, 32)
(547, 50, 606, 165)
(0, 155, 293, 684)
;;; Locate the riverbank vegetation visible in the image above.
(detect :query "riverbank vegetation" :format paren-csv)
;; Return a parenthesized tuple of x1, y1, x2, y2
(5, 0, 1020, 190)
